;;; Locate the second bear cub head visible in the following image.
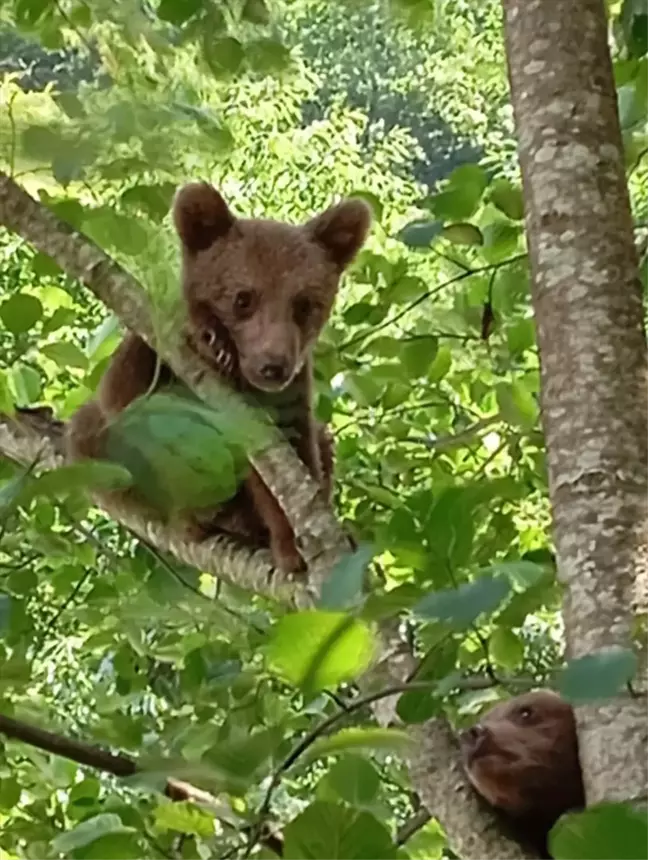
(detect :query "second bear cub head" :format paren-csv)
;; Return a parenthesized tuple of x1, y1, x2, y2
(173, 182, 371, 393)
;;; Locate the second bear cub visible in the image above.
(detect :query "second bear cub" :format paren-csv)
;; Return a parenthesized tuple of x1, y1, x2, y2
(66, 182, 371, 574)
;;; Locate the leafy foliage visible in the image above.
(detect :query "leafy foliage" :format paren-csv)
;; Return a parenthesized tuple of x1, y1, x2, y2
(0, 0, 643, 857)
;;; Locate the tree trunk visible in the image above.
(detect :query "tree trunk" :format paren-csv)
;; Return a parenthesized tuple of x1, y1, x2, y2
(501, 0, 648, 809)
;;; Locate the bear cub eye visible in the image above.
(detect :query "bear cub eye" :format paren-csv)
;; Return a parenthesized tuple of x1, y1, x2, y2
(517, 705, 534, 722)
(293, 296, 320, 326)
(233, 290, 256, 317)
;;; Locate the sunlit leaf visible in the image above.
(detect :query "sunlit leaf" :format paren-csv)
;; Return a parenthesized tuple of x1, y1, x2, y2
(0, 294, 43, 335)
(550, 802, 648, 860)
(283, 802, 397, 859)
(266, 611, 375, 693)
(50, 814, 134, 854)
(325, 756, 380, 806)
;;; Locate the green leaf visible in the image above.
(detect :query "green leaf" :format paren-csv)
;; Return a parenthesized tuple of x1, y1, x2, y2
(42, 307, 76, 335)
(490, 178, 525, 221)
(283, 802, 396, 859)
(413, 575, 512, 629)
(402, 336, 439, 377)
(21, 124, 65, 160)
(86, 315, 122, 362)
(0, 596, 11, 637)
(302, 727, 410, 768)
(42, 341, 89, 370)
(427, 345, 452, 382)
(55, 92, 86, 119)
(266, 611, 375, 693)
(484, 560, 547, 591)
(158, 0, 203, 24)
(204, 727, 279, 788)
(325, 756, 380, 805)
(83, 209, 149, 257)
(0, 777, 20, 810)
(0, 370, 14, 415)
(0, 294, 43, 335)
(246, 39, 292, 74)
(241, 0, 270, 25)
(153, 801, 215, 838)
(50, 814, 134, 854)
(488, 628, 524, 669)
(29, 461, 132, 501)
(396, 688, 440, 723)
(495, 381, 539, 430)
(10, 364, 42, 406)
(401, 818, 445, 858)
(423, 164, 487, 221)
(549, 802, 648, 860)
(481, 221, 521, 262)
(203, 36, 245, 77)
(442, 223, 484, 245)
(319, 544, 373, 610)
(120, 183, 176, 222)
(396, 219, 443, 249)
(344, 302, 373, 326)
(15, 0, 53, 28)
(558, 648, 638, 703)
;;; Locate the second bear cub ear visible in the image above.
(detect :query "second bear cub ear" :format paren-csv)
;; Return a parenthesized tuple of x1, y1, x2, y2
(306, 199, 372, 268)
(173, 182, 236, 253)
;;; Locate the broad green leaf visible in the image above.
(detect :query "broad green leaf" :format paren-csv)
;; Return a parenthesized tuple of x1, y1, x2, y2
(442, 223, 484, 245)
(301, 727, 411, 767)
(0, 595, 11, 637)
(319, 544, 374, 610)
(0, 777, 20, 810)
(42, 307, 76, 335)
(154, 801, 215, 838)
(283, 802, 397, 859)
(75, 832, 143, 860)
(83, 209, 149, 257)
(68, 778, 101, 804)
(204, 36, 244, 77)
(495, 381, 539, 430)
(204, 727, 279, 788)
(423, 164, 487, 221)
(490, 178, 525, 221)
(41, 341, 88, 370)
(402, 336, 439, 377)
(158, 0, 203, 24)
(241, 0, 270, 25)
(120, 183, 176, 222)
(29, 461, 132, 500)
(0, 370, 14, 414)
(21, 124, 64, 159)
(558, 648, 638, 703)
(427, 344, 452, 382)
(413, 575, 512, 629)
(246, 39, 292, 74)
(383, 274, 427, 303)
(402, 818, 445, 858)
(50, 813, 134, 854)
(344, 302, 373, 325)
(549, 802, 648, 860)
(396, 688, 440, 723)
(86, 315, 121, 362)
(10, 364, 42, 406)
(325, 756, 380, 805)
(484, 560, 547, 591)
(0, 294, 43, 335)
(481, 221, 521, 262)
(488, 628, 524, 669)
(396, 219, 443, 249)
(266, 611, 375, 693)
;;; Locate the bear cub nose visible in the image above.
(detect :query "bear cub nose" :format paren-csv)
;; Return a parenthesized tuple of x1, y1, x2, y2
(260, 359, 289, 383)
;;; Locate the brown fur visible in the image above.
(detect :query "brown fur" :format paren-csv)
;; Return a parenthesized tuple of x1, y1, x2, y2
(459, 690, 585, 857)
(66, 183, 370, 574)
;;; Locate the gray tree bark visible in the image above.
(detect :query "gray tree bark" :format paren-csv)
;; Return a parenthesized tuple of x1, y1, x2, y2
(502, 0, 648, 809)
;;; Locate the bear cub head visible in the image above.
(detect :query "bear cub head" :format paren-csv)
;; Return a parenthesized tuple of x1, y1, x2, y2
(459, 690, 585, 837)
(173, 182, 371, 393)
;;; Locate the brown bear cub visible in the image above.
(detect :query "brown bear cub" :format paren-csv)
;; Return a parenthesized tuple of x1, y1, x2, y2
(66, 182, 371, 574)
(459, 690, 585, 858)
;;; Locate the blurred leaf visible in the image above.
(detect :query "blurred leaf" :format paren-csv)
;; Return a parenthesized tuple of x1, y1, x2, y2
(283, 802, 396, 859)
(349, 190, 383, 221)
(158, 0, 203, 24)
(241, 0, 270, 25)
(301, 727, 410, 767)
(396, 219, 443, 249)
(442, 223, 483, 245)
(402, 818, 445, 859)
(0, 596, 11, 637)
(29, 461, 132, 501)
(319, 544, 374, 610)
(558, 648, 638, 703)
(0, 294, 43, 335)
(50, 814, 134, 854)
(490, 178, 525, 221)
(266, 611, 375, 693)
(402, 336, 438, 377)
(153, 801, 215, 838)
(488, 628, 524, 670)
(325, 756, 380, 805)
(0, 370, 14, 414)
(204, 36, 245, 76)
(246, 39, 292, 74)
(550, 802, 648, 860)
(10, 364, 42, 406)
(42, 341, 88, 370)
(413, 575, 512, 629)
(396, 688, 440, 723)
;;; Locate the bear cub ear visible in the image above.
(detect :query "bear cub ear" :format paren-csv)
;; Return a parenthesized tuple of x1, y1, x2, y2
(306, 198, 372, 268)
(173, 182, 236, 253)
